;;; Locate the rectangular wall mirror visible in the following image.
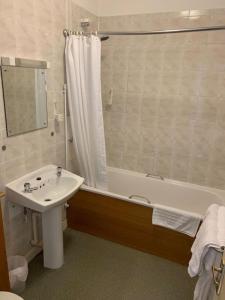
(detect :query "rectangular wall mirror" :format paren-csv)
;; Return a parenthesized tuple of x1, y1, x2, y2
(1, 57, 48, 137)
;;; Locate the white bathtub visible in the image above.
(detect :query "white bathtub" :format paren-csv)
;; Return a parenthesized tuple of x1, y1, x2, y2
(82, 167, 225, 218)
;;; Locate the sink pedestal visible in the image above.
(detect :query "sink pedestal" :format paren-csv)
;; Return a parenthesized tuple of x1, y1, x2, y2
(42, 205, 63, 269)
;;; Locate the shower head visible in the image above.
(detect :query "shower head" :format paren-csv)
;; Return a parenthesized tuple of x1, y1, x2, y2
(100, 35, 110, 42)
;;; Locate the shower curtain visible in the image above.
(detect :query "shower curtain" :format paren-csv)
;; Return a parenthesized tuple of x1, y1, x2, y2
(65, 35, 107, 189)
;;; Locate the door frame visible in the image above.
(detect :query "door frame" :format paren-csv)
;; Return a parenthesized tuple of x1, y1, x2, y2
(0, 194, 10, 291)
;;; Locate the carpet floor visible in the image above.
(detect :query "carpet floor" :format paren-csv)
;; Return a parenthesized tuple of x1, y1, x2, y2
(21, 229, 196, 300)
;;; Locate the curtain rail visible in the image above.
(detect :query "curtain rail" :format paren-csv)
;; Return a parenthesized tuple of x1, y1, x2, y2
(99, 25, 225, 35)
(63, 25, 225, 37)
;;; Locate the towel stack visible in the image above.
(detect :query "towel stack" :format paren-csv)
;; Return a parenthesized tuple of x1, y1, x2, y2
(188, 204, 225, 300)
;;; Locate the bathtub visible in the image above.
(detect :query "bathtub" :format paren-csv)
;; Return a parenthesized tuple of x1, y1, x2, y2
(67, 167, 225, 265)
(82, 167, 225, 218)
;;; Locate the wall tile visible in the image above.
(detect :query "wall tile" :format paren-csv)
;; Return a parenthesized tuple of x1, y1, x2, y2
(141, 127, 157, 156)
(207, 167, 225, 189)
(171, 154, 190, 182)
(173, 124, 192, 157)
(121, 154, 138, 171)
(142, 82, 160, 98)
(100, 8, 225, 189)
(155, 153, 172, 178)
(189, 157, 208, 186)
(136, 155, 155, 173)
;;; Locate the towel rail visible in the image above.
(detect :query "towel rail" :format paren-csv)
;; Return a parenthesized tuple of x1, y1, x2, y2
(212, 247, 225, 295)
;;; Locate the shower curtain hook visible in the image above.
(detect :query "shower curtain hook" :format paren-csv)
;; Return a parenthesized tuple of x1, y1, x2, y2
(63, 29, 69, 37)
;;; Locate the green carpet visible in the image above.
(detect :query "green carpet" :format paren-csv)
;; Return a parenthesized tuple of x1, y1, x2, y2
(21, 229, 196, 300)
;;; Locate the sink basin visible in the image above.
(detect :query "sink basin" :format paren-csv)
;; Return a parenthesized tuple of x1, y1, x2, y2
(6, 165, 84, 269)
(6, 165, 84, 212)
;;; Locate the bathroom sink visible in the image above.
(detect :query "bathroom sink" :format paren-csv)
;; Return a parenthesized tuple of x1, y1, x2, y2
(6, 165, 84, 270)
(6, 165, 84, 212)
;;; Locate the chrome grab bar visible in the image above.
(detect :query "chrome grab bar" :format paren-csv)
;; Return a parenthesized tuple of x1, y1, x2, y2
(146, 173, 164, 180)
(129, 194, 151, 204)
(212, 247, 225, 295)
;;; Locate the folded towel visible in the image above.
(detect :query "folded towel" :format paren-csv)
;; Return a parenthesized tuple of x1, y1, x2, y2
(188, 204, 225, 300)
(152, 204, 201, 237)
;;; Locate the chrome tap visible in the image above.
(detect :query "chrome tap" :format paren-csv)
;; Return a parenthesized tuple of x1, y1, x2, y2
(57, 166, 62, 177)
(24, 182, 38, 193)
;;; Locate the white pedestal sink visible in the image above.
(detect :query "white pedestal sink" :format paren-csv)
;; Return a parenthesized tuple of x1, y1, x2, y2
(6, 165, 84, 269)
(42, 206, 64, 268)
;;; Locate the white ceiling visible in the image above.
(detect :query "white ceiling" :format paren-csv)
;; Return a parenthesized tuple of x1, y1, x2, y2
(73, 0, 99, 15)
(97, 0, 225, 16)
(74, 0, 225, 16)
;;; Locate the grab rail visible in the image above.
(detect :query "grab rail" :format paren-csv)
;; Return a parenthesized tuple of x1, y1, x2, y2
(146, 173, 164, 180)
(129, 194, 151, 204)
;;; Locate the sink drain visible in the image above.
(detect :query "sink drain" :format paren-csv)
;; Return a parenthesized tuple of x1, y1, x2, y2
(44, 199, 52, 202)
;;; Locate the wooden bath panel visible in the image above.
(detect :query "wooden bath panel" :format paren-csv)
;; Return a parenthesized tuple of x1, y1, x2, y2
(67, 190, 194, 265)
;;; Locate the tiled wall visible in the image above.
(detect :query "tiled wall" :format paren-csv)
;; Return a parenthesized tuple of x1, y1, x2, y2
(0, 0, 96, 256)
(99, 9, 225, 189)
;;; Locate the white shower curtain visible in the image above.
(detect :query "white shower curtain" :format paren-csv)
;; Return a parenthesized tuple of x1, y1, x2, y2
(65, 35, 107, 189)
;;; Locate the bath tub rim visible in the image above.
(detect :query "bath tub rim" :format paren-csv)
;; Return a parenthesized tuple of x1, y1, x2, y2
(80, 167, 225, 220)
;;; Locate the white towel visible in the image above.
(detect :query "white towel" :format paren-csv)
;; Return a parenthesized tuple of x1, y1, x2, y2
(193, 248, 221, 300)
(152, 204, 201, 237)
(188, 204, 225, 300)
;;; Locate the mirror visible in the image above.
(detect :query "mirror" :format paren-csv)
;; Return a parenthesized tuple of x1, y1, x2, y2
(1, 57, 48, 137)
